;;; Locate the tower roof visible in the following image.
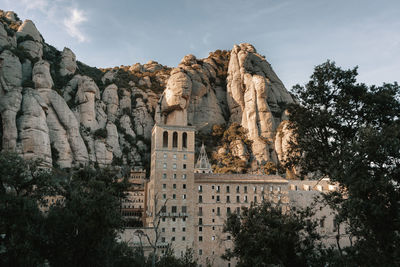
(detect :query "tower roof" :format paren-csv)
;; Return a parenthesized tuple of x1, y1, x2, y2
(195, 143, 213, 173)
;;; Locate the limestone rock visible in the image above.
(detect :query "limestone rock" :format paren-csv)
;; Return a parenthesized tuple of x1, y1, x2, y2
(226, 43, 294, 163)
(0, 23, 10, 47)
(18, 88, 52, 166)
(21, 59, 32, 83)
(106, 121, 121, 157)
(119, 88, 131, 112)
(101, 69, 117, 84)
(0, 50, 22, 151)
(75, 75, 100, 129)
(102, 84, 119, 121)
(33, 60, 88, 168)
(59, 47, 77, 76)
(16, 20, 42, 42)
(230, 140, 248, 162)
(19, 40, 43, 59)
(5, 11, 17, 22)
(133, 98, 154, 139)
(94, 139, 113, 166)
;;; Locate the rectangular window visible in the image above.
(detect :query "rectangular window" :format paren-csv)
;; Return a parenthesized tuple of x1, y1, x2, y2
(198, 207, 203, 216)
(254, 196, 257, 203)
(183, 184, 186, 189)
(199, 226, 202, 232)
(163, 163, 167, 169)
(236, 207, 240, 214)
(162, 194, 166, 199)
(199, 249, 202, 255)
(173, 173, 177, 179)
(212, 236, 215, 241)
(244, 196, 248, 203)
(183, 154, 187, 159)
(163, 153, 167, 159)
(162, 237, 165, 242)
(226, 196, 230, 203)
(183, 227, 186, 232)
(217, 207, 221, 216)
(199, 195, 203, 203)
(212, 185, 215, 190)
(171, 237, 175, 241)
(173, 154, 177, 159)
(183, 164, 186, 169)
(199, 218, 203, 225)
(244, 186, 247, 193)
(216, 195, 220, 202)
(198, 185, 202, 192)
(226, 186, 230, 193)
(182, 206, 187, 213)
(173, 163, 177, 169)
(182, 236, 185, 241)
(173, 194, 176, 199)
(216, 185, 220, 192)
(162, 184, 166, 189)
(162, 173, 167, 179)
(172, 206, 177, 213)
(253, 186, 257, 193)
(236, 196, 240, 203)
(173, 184, 176, 189)
(182, 174, 187, 179)
(199, 236, 203, 242)
(182, 194, 186, 199)
(236, 186, 240, 193)
(227, 207, 231, 214)
(162, 228, 165, 232)
(161, 206, 166, 213)
(269, 186, 273, 192)
(172, 227, 176, 232)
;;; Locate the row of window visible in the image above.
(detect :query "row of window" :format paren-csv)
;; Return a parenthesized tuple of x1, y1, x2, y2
(160, 206, 187, 213)
(198, 194, 276, 203)
(163, 131, 188, 148)
(163, 153, 187, 159)
(161, 217, 186, 222)
(198, 185, 281, 193)
(197, 235, 231, 242)
(161, 236, 186, 242)
(162, 183, 186, 189)
(161, 227, 186, 233)
(162, 173, 187, 179)
(162, 193, 187, 200)
(163, 163, 187, 170)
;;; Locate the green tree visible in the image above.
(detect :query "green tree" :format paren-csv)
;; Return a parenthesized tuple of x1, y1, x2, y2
(223, 201, 322, 267)
(43, 166, 131, 267)
(287, 61, 400, 266)
(0, 152, 54, 267)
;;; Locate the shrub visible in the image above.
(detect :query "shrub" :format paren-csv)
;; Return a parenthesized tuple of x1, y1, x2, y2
(93, 128, 107, 139)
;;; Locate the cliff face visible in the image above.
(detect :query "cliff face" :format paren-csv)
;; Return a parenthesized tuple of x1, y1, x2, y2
(0, 11, 294, 173)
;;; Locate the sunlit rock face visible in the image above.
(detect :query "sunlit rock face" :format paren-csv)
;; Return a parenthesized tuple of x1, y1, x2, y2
(227, 43, 294, 164)
(59, 47, 77, 76)
(17, 20, 43, 59)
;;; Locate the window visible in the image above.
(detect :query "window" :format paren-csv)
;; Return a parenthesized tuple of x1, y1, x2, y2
(227, 235, 231, 240)
(183, 227, 186, 232)
(217, 207, 221, 216)
(227, 207, 231, 214)
(212, 226, 215, 230)
(162, 184, 166, 189)
(162, 228, 165, 232)
(182, 194, 186, 199)
(216, 185, 220, 192)
(254, 196, 257, 203)
(253, 186, 257, 193)
(172, 206, 177, 213)
(163, 163, 167, 169)
(183, 164, 186, 169)
(161, 237, 165, 242)
(212, 195, 215, 200)
(199, 236, 203, 242)
(236, 207, 240, 214)
(183, 154, 187, 159)
(199, 249, 202, 255)
(244, 186, 247, 193)
(182, 217, 186, 222)
(182, 236, 185, 241)
(226, 196, 230, 203)
(173, 163, 177, 169)
(198, 185, 203, 192)
(162, 173, 166, 179)
(182, 206, 187, 213)
(199, 226, 202, 232)
(236, 196, 240, 203)
(226, 186, 230, 193)
(173, 194, 176, 199)
(173, 154, 177, 159)
(236, 186, 240, 193)
(198, 195, 203, 203)
(162, 194, 166, 199)
(182, 132, 187, 148)
(163, 131, 168, 147)
(277, 186, 281, 192)
(212, 185, 215, 190)
(173, 173, 177, 179)
(244, 196, 248, 203)
(198, 207, 203, 216)
(173, 184, 176, 189)
(172, 218, 176, 222)
(163, 153, 167, 159)
(171, 237, 175, 241)
(183, 184, 186, 189)
(182, 174, 186, 179)
(320, 219, 324, 228)
(216, 195, 220, 202)
(162, 218, 166, 222)
(212, 236, 215, 241)
(173, 132, 178, 148)
(199, 218, 203, 225)
(269, 186, 273, 192)
(172, 227, 176, 232)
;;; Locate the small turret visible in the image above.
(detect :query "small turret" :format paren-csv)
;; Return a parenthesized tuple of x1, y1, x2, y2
(195, 143, 212, 173)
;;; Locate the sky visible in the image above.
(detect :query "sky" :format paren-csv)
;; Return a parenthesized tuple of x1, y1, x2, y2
(1, 0, 399, 89)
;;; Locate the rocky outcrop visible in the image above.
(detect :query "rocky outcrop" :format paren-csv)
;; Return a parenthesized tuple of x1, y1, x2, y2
(59, 47, 76, 76)
(227, 43, 294, 164)
(0, 50, 22, 151)
(17, 20, 43, 59)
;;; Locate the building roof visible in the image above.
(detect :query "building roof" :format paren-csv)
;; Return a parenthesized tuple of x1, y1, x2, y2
(194, 173, 288, 184)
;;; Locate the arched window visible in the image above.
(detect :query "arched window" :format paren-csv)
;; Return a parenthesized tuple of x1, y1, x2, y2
(173, 132, 178, 148)
(182, 132, 187, 148)
(163, 131, 168, 147)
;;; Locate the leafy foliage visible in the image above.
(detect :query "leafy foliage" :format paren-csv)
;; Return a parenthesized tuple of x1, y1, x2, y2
(223, 200, 323, 267)
(287, 60, 400, 266)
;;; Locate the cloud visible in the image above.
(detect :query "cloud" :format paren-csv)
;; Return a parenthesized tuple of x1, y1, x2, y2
(20, 0, 49, 12)
(63, 8, 88, 43)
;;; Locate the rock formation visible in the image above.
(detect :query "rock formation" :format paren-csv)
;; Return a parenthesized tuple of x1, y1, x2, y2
(0, 10, 297, 174)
